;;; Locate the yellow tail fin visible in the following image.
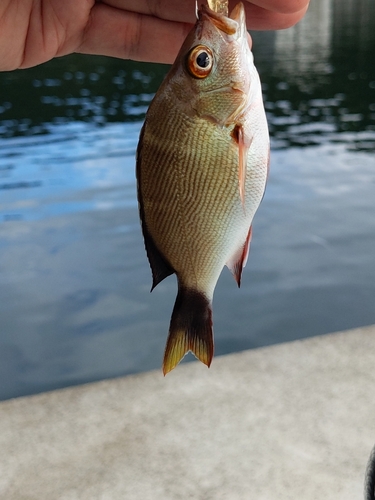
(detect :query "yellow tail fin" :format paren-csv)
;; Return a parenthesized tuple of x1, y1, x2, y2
(162, 288, 214, 375)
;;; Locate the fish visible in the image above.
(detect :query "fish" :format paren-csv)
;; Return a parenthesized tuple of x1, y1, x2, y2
(136, 1, 270, 374)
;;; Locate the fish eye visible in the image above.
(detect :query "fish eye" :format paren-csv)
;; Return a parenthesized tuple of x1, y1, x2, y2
(186, 45, 214, 79)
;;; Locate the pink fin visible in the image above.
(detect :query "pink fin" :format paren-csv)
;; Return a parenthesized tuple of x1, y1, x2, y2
(226, 226, 253, 287)
(232, 124, 252, 206)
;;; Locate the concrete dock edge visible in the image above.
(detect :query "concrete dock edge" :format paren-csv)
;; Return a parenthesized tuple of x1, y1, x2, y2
(1, 325, 375, 499)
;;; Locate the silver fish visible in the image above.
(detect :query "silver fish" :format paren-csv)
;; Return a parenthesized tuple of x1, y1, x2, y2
(136, 2, 270, 373)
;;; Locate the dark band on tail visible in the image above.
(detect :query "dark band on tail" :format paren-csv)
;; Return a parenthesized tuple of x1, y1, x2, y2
(163, 287, 214, 374)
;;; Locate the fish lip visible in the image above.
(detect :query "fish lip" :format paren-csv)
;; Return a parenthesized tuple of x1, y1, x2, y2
(200, 4, 238, 35)
(200, 2, 247, 39)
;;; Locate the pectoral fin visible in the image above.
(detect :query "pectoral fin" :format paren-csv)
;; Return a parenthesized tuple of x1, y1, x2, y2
(232, 124, 252, 206)
(226, 225, 252, 287)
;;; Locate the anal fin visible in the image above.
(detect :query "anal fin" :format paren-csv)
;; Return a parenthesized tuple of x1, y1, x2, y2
(226, 225, 252, 287)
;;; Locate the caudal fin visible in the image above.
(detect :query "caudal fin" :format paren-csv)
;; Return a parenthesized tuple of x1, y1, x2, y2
(162, 287, 214, 375)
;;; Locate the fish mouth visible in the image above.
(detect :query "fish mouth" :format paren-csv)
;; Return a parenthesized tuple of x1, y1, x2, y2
(200, 2, 247, 39)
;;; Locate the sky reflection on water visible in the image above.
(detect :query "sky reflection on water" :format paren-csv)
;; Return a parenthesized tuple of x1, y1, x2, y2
(0, 0, 375, 399)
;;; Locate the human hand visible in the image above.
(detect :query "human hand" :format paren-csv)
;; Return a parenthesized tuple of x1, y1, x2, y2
(0, 0, 309, 71)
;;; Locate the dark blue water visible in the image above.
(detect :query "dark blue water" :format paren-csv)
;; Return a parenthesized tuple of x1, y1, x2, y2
(1, 0, 375, 400)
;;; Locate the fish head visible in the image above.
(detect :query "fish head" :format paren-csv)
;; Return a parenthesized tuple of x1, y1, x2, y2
(165, 2, 255, 126)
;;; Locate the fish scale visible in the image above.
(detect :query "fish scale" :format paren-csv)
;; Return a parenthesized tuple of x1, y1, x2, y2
(136, 2, 269, 373)
(141, 112, 243, 289)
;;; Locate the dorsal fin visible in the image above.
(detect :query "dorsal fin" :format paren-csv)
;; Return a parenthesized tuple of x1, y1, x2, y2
(136, 123, 175, 291)
(143, 223, 175, 291)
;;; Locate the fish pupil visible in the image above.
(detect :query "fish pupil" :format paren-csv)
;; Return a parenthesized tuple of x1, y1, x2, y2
(196, 51, 210, 68)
